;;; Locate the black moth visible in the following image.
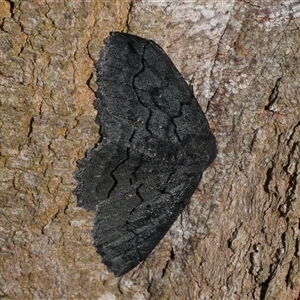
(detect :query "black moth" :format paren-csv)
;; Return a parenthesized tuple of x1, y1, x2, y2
(74, 32, 217, 276)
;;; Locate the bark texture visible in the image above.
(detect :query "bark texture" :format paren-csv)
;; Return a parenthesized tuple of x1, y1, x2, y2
(1, 0, 300, 299)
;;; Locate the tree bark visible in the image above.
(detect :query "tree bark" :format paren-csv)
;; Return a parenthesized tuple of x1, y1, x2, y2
(1, 0, 300, 299)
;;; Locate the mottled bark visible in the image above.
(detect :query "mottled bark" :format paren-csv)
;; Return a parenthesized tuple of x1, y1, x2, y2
(1, 0, 300, 299)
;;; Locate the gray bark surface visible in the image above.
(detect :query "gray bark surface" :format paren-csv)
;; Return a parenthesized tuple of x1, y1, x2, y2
(1, 0, 300, 299)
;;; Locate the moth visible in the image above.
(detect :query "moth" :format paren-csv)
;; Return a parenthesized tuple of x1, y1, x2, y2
(74, 32, 217, 276)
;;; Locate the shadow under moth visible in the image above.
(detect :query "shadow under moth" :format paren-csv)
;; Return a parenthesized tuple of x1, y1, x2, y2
(74, 32, 217, 276)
